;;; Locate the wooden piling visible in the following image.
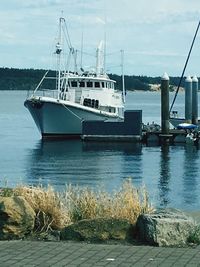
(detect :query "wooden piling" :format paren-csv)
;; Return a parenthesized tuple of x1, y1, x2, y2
(185, 76, 192, 123)
(192, 75, 198, 125)
(161, 73, 169, 135)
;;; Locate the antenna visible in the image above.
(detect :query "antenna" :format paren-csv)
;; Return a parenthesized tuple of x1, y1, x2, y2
(121, 50, 126, 103)
(56, 17, 64, 98)
(103, 0, 107, 74)
(80, 31, 83, 70)
(80, 0, 85, 71)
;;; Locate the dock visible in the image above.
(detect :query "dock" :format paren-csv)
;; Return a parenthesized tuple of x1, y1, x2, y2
(81, 73, 200, 145)
(142, 129, 187, 144)
(81, 110, 191, 145)
(82, 135, 141, 142)
(82, 110, 142, 142)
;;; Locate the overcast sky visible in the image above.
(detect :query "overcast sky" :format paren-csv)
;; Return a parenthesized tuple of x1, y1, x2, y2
(1, 0, 200, 76)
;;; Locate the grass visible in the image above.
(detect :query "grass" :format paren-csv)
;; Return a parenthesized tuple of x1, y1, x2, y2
(1, 179, 153, 232)
(13, 185, 71, 232)
(64, 181, 153, 224)
(187, 225, 200, 245)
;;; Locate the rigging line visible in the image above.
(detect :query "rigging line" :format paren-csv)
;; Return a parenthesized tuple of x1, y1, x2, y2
(61, 24, 71, 50)
(106, 51, 122, 56)
(62, 19, 73, 49)
(76, 49, 120, 58)
(61, 24, 77, 67)
(76, 49, 95, 57)
(61, 103, 83, 121)
(169, 20, 200, 113)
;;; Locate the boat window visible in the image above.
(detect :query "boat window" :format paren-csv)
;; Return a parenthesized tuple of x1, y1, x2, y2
(88, 99, 91, 106)
(71, 81, 77, 87)
(83, 98, 91, 106)
(87, 81, 93, 87)
(95, 100, 99, 108)
(79, 81, 85, 87)
(83, 98, 87, 106)
(95, 82, 100, 88)
(102, 82, 105, 88)
(83, 98, 99, 109)
(91, 99, 95, 108)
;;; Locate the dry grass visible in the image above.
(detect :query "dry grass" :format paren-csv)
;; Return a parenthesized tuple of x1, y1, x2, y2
(14, 185, 71, 232)
(63, 180, 153, 224)
(13, 180, 153, 232)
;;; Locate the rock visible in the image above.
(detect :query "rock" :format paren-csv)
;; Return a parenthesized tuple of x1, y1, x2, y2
(0, 196, 36, 240)
(60, 218, 134, 243)
(136, 208, 196, 247)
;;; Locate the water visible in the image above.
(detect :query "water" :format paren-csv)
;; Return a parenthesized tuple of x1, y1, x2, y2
(0, 90, 200, 210)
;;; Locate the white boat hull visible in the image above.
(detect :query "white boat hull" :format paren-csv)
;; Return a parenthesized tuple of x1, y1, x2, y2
(25, 98, 122, 138)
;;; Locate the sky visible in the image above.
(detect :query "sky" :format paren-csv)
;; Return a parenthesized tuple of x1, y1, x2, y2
(1, 0, 200, 76)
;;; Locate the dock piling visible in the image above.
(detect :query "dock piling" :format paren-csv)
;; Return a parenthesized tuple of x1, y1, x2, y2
(192, 75, 198, 125)
(185, 76, 192, 123)
(161, 73, 170, 135)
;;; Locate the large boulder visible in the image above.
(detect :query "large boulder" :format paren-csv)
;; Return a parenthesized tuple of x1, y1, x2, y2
(0, 196, 36, 240)
(60, 218, 134, 243)
(136, 208, 196, 247)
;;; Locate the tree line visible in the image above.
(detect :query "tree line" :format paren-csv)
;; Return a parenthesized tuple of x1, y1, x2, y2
(0, 67, 185, 91)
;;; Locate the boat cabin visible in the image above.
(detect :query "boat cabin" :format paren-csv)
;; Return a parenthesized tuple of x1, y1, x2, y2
(59, 73, 123, 115)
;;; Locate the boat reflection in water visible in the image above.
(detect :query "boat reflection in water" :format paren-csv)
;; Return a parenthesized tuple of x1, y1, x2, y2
(24, 139, 200, 210)
(25, 140, 142, 191)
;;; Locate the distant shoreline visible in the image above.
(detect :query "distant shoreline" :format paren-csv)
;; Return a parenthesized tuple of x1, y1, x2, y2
(0, 67, 186, 91)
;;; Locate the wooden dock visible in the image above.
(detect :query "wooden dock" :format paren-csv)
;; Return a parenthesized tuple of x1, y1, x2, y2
(142, 129, 187, 144)
(81, 134, 141, 142)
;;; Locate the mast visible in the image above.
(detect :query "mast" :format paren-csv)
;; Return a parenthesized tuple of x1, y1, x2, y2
(80, 30, 84, 71)
(103, 2, 107, 75)
(74, 49, 78, 73)
(104, 31, 106, 75)
(96, 41, 104, 76)
(121, 49, 126, 103)
(56, 17, 64, 99)
(169, 20, 200, 113)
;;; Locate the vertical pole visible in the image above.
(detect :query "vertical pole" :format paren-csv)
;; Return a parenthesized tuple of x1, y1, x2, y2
(185, 76, 192, 123)
(161, 73, 169, 134)
(121, 50, 125, 103)
(57, 17, 62, 99)
(192, 75, 198, 125)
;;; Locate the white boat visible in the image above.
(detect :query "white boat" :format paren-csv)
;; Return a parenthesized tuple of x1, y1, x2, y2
(24, 17, 125, 139)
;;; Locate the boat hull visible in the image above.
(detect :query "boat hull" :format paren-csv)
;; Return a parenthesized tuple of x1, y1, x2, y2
(170, 117, 200, 128)
(25, 98, 121, 138)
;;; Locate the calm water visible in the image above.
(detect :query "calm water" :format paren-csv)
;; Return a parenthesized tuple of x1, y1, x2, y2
(0, 90, 200, 210)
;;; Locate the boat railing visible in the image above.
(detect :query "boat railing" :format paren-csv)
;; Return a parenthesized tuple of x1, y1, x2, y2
(27, 89, 58, 99)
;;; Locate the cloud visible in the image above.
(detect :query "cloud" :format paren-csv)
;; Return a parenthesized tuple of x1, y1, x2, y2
(1, 0, 200, 75)
(16, 0, 64, 8)
(95, 17, 106, 25)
